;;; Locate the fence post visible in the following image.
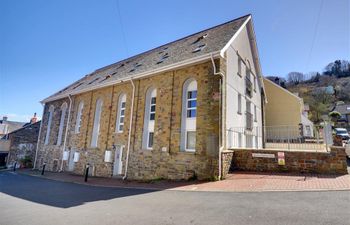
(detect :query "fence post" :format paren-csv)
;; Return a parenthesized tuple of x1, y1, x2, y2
(41, 163, 46, 175)
(84, 164, 89, 182)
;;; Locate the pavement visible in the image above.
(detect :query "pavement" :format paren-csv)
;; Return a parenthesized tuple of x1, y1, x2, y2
(16, 168, 350, 192)
(0, 171, 349, 225)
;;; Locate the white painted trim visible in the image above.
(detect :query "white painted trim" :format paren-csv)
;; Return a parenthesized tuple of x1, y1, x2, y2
(41, 52, 221, 104)
(220, 15, 251, 58)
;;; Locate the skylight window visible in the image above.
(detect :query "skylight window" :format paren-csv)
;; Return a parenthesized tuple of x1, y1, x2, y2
(134, 62, 142, 68)
(118, 63, 125, 69)
(156, 53, 169, 64)
(192, 34, 207, 45)
(88, 77, 100, 85)
(73, 83, 84, 89)
(99, 75, 111, 83)
(129, 68, 135, 73)
(192, 44, 206, 53)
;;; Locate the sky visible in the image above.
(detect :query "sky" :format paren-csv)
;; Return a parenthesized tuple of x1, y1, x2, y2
(0, 0, 349, 122)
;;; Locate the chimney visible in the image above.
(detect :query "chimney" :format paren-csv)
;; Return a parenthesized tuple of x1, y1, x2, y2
(2, 116, 8, 122)
(30, 113, 37, 124)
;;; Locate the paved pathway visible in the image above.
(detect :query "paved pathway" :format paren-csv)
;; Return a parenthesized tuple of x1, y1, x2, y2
(17, 168, 350, 192)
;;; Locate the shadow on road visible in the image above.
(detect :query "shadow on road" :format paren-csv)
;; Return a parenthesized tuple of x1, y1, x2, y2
(0, 171, 155, 208)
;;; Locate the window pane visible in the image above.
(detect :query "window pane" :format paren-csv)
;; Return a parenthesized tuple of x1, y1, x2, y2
(150, 105, 156, 112)
(150, 113, 155, 120)
(187, 100, 196, 108)
(121, 109, 125, 116)
(187, 109, 196, 118)
(188, 91, 197, 99)
(120, 117, 124, 123)
(151, 97, 156, 104)
(119, 125, 123, 131)
(121, 102, 126, 108)
(148, 132, 154, 148)
(186, 131, 196, 150)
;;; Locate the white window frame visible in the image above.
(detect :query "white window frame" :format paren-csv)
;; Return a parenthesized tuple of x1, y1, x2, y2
(57, 102, 68, 146)
(254, 105, 257, 122)
(181, 78, 197, 152)
(75, 101, 84, 134)
(237, 57, 242, 77)
(142, 88, 157, 150)
(237, 93, 242, 114)
(91, 98, 103, 148)
(44, 105, 54, 145)
(116, 94, 126, 133)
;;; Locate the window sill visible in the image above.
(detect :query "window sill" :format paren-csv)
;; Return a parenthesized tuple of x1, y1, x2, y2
(179, 150, 196, 154)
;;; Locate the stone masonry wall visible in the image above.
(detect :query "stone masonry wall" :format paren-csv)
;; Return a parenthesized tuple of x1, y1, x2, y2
(7, 121, 41, 168)
(36, 60, 222, 180)
(226, 147, 348, 175)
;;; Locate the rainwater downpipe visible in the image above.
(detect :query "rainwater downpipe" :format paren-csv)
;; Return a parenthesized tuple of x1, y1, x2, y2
(60, 94, 73, 172)
(33, 103, 45, 170)
(123, 78, 135, 180)
(211, 54, 225, 180)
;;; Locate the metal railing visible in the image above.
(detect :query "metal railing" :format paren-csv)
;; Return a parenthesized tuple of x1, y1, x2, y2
(227, 124, 332, 152)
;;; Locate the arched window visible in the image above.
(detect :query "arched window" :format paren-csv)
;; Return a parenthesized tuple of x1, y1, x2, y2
(75, 101, 84, 133)
(181, 78, 197, 151)
(142, 87, 156, 150)
(56, 102, 68, 145)
(91, 98, 103, 148)
(116, 93, 126, 133)
(44, 105, 55, 145)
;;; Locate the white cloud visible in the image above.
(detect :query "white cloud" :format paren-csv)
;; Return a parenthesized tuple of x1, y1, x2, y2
(0, 113, 42, 122)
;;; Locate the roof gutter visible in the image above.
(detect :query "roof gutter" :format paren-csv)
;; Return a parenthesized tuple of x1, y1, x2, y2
(41, 51, 221, 104)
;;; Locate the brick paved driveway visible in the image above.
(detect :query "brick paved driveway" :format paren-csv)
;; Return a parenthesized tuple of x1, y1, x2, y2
(17, 168, 350, 192)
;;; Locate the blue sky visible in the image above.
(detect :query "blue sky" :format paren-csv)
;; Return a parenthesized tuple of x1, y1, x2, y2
(0, 0, 349, 122)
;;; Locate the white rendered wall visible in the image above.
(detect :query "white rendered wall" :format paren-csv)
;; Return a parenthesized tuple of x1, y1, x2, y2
(225, 23, 263, 149)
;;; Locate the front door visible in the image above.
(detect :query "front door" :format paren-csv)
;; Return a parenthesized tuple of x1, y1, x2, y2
(68, 149, 75, 171)
(113, 145, 124, 176)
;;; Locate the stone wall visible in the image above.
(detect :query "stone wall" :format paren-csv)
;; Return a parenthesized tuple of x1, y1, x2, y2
(226, 147, 348, 175)
(7, 121, 41, 168)
(37, 60, 222, 180)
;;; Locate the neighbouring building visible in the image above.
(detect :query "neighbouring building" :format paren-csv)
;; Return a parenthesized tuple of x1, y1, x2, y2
(332, 103, 350, 129)
(263, 78, 314, 140)
(0, 116, 26, 139)
(34, 14, 266, 180)
(0, 116, 27, 167)
(6, 119, 41, 168)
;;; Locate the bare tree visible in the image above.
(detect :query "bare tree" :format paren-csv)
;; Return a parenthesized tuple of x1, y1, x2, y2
(287, 72, 305, 85)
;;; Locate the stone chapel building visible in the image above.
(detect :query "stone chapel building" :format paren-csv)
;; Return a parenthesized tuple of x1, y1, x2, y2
(34, 14, 266, 180)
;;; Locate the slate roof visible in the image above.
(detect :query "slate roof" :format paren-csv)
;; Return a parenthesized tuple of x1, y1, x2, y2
(0, 120, 26, 136)
(334, 104, 350, 115)
(44, 14, 250, 102)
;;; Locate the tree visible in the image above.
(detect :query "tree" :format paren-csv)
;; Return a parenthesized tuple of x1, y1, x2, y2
(329, 111, 341, 127)
(287, 72, 304, 85)
(323, 60, 350, 77)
